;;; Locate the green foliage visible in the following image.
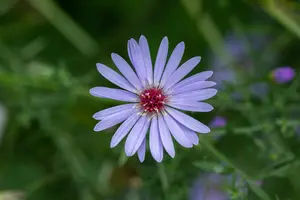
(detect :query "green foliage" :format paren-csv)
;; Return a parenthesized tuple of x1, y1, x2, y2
(0, 0, 300, 199)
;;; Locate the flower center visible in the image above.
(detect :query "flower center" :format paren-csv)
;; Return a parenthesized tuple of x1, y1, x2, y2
(139, 88, 166, 113)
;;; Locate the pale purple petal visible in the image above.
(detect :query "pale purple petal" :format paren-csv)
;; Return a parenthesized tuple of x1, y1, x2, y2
(128, 39, 147, 86)
(171, 71, 213, 90)
(169, 81, 216, 95)
(93, 103, 136, 120)
(159, 42, 185, 87)
(158, 114, 175, 158)
(170, 88, 217, 102)
(125, 115, 151, 156)
(111, 53, 143, 92)
(93, 109, 135, 132)
(139, 35, 153, 85)
(137, 138, 146, 162)
(179, 124, 199, 145)
(165, 106, 210, 133)
(110, 113, 140, 148)
(149, 116, 163, 162)
(90, 87, 139, 102)
(163, 113, 193, 148)
(154, 37, 169, 87)
(96, 63, 137, 93)
(164, 57, 201, 90)
(167, 101, 213, 112)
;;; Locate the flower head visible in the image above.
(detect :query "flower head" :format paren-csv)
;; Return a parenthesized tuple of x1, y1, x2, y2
(90, 35, 217, 162)
(271, 66, 295, 83)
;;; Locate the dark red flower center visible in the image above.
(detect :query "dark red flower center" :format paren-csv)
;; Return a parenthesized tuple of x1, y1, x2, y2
(139, 88, 166, 113)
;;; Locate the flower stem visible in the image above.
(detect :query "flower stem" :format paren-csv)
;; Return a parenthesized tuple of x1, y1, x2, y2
(157, 163, 169, 196)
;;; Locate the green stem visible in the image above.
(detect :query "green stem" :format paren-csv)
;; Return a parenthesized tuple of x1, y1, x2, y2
(263, 0, 300, 39)
(26, 0, 99, 57)
(200, 136, 271, 200)
(157, 163, 169, 196)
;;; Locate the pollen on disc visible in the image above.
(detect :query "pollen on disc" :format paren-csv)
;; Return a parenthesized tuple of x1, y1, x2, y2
(139, 88, 166, 113)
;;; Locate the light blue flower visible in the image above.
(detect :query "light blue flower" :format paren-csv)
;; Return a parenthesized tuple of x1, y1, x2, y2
(90, 36, 217, 162)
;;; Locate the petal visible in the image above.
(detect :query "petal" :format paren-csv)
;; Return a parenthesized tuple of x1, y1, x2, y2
(128, 39, 147, 86)
(154, 37, 169, 87)
(90, 87, 139, 102)
(163, 113, 193, 148)
(93, 109, 135, 132)
(149, 116, 163, 162)
(125, 115, 151, 156)
(138, 138, 146, 162)
(110, 112, 140, 148)
(159, 42, 185, 87)
(179, 124, 199, 145)
(169, 81, 216, 95)
(169, 88, 218, 102)
(167, 101, 213, 112)
(139, 35, 153, 85)
(158, 114, 175, 158)
(93, 103, 137, 120)
(165, 106, 210, 133)
(171, 71, 213, 90)
(111, 53, 143, 92)
(96, 63, 137, 93)
(163, 56, 201, 90)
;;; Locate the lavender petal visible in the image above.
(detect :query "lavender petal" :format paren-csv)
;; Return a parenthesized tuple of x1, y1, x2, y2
(125, 115, 151, 156)
(137, 138, 146, 162)
(167, 101, 213, 112)
(163, 56, 201, 90)
(96, 63, 137, 93)
(93, 109, 134, 132)
(149, 115, 163, 162)
(90, 87, 139, 102)
(110, 113, 140, 148)
(163, 113, 193, 148)
(111, 53, 143, 92)
(128, 39, 147, 86)
(169, 81, 216, 95)
(158, 114, 175, 158)
(171, 71, 213, 90)
(154, 37, 169, 87)
(159, 42, 185, 87)
(93, 103, 136, 120)
(139, 35, 153, 85)
(170, 88, 217, 102)
(179, 124, 199, 145)
(165, 106, 210, 133)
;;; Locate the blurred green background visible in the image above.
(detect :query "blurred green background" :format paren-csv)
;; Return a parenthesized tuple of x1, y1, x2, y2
(0, 0, 300, 199)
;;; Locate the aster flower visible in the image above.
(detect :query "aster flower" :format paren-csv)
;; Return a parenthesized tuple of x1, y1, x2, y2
(271, 66, 295, 84)
(90, 35, 217, 162)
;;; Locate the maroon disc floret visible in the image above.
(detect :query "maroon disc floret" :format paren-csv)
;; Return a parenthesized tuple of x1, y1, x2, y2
(139, 88, 166, 113)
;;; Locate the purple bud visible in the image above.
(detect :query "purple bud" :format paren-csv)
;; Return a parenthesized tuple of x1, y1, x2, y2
(210, 116, 227, 128)
(272, 67, 295, 83)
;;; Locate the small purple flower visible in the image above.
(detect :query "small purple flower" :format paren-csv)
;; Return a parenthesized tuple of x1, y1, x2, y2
(90, 36, 217, 162)
(210, 116, 227, 128)
(272, 66, 295, 83)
